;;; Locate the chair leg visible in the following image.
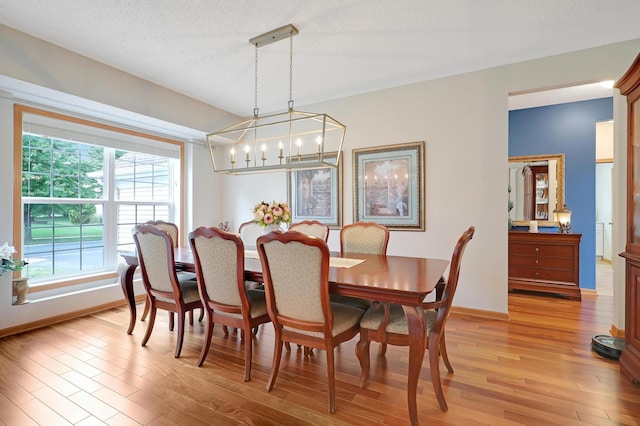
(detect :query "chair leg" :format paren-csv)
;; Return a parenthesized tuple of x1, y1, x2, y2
(188, 310, 194, 326)
(284, 341, 291, 351)
(198, 308, 204, 322)
(428, 332, 448, 411)
(439, 330, 454, 373)
(174, 312, 186, 358)
(197, 309, 214, 367)
(141, 297, 150, 321)
(267, 330, 284, 392)
(243, 325, 253, 382)
(141, 305, 157, 347)
(169, 311, 174, 331)
(223, 325, 229, 337)
(380, 342, 387, 356)
(326, 347, 336, 413)
(355, 333, 371, 388)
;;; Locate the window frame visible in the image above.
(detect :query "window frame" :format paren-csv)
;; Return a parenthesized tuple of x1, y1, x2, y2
(14, 104, 186, 292)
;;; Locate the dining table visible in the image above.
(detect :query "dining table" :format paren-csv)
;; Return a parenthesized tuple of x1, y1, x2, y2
(120, 247, 449, 425)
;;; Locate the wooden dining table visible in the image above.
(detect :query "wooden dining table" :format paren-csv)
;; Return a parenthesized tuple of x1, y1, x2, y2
(120, 248, 449, 425)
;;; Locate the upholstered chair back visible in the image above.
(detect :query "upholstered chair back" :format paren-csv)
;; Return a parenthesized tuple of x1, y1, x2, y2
(133, 225, 177, 295)
(144, 220, 179, 248)
(289, 220, 330, 242)
(191, 227, 244, 307)
(239, 220, 264, 249)
(340, 222, 389, 255)
(257, 231, 330, 327)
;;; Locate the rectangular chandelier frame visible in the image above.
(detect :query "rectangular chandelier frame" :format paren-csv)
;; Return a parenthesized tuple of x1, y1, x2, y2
(207, 109, 345, 175)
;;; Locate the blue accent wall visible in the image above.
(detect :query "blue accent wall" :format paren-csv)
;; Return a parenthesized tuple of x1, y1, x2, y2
(509, 98, 613, 290)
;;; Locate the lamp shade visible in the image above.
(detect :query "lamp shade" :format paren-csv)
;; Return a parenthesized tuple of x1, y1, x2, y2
(553, 204, 572, 233)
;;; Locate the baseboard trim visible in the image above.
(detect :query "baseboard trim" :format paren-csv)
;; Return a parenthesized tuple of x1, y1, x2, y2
(450, 306, 509, 321)
(611, 324, 625, 338)
(0, 298, 134, 338)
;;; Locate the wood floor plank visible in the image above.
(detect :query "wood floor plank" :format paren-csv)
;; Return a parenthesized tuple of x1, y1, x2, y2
(68, 390, 119, 421)
(17, 396, 73, 425)
(1, 293, 640, 425)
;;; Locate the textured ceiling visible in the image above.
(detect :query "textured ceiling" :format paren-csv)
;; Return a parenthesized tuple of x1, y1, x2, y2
(0, 0, 637, 119)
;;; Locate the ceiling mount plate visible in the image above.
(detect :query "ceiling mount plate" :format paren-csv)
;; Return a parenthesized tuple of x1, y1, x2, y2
(249, 24, 298, 48)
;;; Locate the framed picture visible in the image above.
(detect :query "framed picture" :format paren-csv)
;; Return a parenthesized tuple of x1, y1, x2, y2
(287, 152, 342, 228)
(353, 141, 424, 231)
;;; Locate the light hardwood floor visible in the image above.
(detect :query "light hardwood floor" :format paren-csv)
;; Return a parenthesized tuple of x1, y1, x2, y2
(1, 293, 639, 425)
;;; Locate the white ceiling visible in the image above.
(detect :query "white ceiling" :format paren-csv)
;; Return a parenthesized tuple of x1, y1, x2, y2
(0, 0, 637, 118)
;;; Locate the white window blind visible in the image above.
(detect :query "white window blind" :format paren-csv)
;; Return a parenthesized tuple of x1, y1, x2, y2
(23, 112, 181, 159)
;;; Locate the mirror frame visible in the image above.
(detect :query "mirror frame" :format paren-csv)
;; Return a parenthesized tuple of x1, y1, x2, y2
(509, 153, 565, 227)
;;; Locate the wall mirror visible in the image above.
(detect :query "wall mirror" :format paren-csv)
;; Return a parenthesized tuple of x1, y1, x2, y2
(508, 153, 565, 227)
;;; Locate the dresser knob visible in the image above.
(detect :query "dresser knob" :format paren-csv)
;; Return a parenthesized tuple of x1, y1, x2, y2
(535, 247, 539, 252)
(536, 260, 539, 264)
(536, 272, 539, 276)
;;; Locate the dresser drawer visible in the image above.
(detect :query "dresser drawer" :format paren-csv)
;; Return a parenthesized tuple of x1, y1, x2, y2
(509, 266, 575, 283)
(509, 242, 574, 258)
(509, 266, 537, 280)
(509, 255, 574, 270)
(535, 267, 575, 283)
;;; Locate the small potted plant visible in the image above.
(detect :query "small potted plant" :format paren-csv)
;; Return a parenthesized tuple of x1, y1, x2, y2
(0, 242, 29, 305)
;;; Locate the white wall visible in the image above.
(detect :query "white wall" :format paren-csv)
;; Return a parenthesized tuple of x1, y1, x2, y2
(1, 21, 639, 330)
(222, 40, 640, 316)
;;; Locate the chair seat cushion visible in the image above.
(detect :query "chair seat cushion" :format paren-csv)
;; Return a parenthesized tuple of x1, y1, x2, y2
(360, 303, 436, 335)
(155, 279, 200, 304)
(176, 271, 197, 281)
(329, 294, 371, 311)
(284, 302, 364, 338)
(214, 289, 268, 319)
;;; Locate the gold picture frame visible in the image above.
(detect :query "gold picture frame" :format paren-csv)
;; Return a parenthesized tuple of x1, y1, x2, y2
(353, 141, 424, 231)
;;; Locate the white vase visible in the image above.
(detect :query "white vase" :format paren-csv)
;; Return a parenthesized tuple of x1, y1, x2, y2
(262, 223, 282, 235)
(12, 277, 30, 305)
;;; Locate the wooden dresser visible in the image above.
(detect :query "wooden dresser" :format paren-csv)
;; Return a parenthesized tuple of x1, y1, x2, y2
(508, 231, 582, 300)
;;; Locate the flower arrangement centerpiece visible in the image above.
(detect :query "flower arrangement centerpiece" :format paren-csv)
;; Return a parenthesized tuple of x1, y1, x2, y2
(0, 242, 27, 275)
(252, 201, 291, 228)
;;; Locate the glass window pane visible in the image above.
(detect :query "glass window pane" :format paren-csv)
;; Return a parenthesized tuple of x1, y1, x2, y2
(22, 112, 177, 283)
(114, 151, 171, 202)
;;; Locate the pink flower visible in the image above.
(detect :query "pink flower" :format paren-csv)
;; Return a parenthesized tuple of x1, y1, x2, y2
(263, 213, 274, 224)
(272, 206, 283, 217)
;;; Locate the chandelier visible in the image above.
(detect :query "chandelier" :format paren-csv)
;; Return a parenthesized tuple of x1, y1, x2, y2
(206, 24, 346, 175)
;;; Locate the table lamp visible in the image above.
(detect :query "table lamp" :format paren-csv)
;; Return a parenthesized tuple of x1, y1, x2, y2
(553, 204, 572, 233)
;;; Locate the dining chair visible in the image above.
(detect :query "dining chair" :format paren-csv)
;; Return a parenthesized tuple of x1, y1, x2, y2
(239, 220, 264, 250)
(132, 224, 203, 358)
(340, 221, 389, 255)
(256, 231, 364, 413)
(355, 226, 475, 411)
(288, 220, 330, 242)
(332, 222, 390, 311)
(139, 220, 201, 326)
(284, 220, 331, 353)
(189, 226, 271, 381)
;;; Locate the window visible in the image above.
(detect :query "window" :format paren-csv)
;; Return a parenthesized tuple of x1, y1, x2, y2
(16, 105, 184, 285)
